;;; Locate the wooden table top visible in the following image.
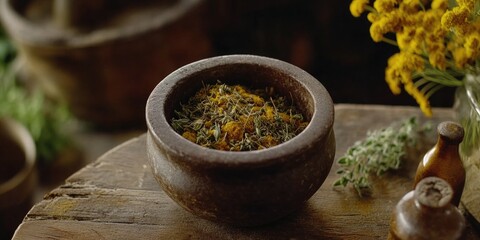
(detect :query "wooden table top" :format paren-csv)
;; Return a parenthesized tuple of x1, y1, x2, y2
(13, 104, 480, 239)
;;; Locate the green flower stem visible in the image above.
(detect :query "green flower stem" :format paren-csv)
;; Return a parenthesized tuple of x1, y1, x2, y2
(414, 68, 464, 87)
(381, 37, 399, 47)
(365, 5, 377, 13)
(425, 84, 445, 99)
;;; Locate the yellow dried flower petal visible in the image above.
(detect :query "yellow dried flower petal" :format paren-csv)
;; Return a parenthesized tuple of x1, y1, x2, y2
(441, 6, 470, 33)
(386, 68, 402, 94)
(367, 12, 378, 23)
(214, 140, 229, 151)
(452, 48, 469, 68)
(241, 92, 265, 106)
(414, 27, 426, 41)
(385, 52, 428, 110)
(233, 85, 246, 94)
(370, 23, 384, 42)
(431, 0, 448, 10)
(260, 135, 277, 149)
(403, 82, 432, 117)
(239, 115, 255, 132)
(402, 0, 421, 9)
(402, 52, 425, 72)
(385, 53, 406, 95)
(429, 50, 447, 70)
(278, 113, 291, 123)
(222, 121, 244, 141)
(457, 0, 475, 9)
(423, 10, 444, 31)
(396, 28, 415, 51)
(182, 131, 197, 143)
(399, 0, 421, 13)
(369, 12, 403, 42)
(350, 0, 370, 17)
(264, 106, 275, 120)
(464, 32, 480, 59)
(374, 0, 396, 13)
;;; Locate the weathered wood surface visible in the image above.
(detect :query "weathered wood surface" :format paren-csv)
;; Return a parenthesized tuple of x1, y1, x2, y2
(13, 104, 480, 239)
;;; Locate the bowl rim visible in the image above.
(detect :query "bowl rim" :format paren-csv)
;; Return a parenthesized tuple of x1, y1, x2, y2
(146, 54, 334, 168)
(0, 0, 202, 48)
(0, 117, 36, 197)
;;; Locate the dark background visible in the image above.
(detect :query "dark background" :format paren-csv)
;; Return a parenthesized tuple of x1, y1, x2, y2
(205, 0, 456, 108)
(1, 0, 457, 110)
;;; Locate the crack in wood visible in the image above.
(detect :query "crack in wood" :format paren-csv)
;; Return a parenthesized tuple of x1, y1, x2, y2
(24, 213, 167, 227)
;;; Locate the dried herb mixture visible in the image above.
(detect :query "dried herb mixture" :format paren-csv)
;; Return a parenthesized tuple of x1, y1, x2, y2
(171, 82, 308, 151)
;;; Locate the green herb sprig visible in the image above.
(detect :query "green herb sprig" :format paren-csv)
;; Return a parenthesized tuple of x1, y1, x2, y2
(333, 117, 419, 197)
(0, 29, 71, 165)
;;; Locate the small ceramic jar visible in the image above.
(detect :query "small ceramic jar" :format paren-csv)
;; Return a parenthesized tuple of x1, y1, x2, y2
(414, 121, 465, 206)
(388, 177, 466, 240)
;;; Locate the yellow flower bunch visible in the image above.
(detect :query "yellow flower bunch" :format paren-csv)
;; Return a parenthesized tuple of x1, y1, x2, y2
(350, 0, 480, 116)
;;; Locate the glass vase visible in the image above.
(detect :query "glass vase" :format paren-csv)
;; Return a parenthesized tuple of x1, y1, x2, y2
(453, 72, 480, 224)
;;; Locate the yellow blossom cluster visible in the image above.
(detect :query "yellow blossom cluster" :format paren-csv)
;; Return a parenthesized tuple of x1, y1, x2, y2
(349, 0, 480, 116)
(386, 52, 432, 115)
(442, 0, 480, 68)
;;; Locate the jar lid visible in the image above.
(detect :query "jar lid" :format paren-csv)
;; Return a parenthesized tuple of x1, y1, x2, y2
(414, 177, 453, 208)
(437, 121, 464, 144)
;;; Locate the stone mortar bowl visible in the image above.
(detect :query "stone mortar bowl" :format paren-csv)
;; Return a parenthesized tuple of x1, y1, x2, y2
(145, 55, 335, 226)
(0, 117, 37, 236)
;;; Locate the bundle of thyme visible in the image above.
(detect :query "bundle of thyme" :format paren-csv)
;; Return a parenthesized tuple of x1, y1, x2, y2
(334, 117, 420, 197)
(171, 82, 308, 151)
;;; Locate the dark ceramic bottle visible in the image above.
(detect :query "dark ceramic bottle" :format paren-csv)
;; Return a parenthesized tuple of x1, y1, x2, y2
(388, 177, 466, 240)
(413, 121, 465, 206)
